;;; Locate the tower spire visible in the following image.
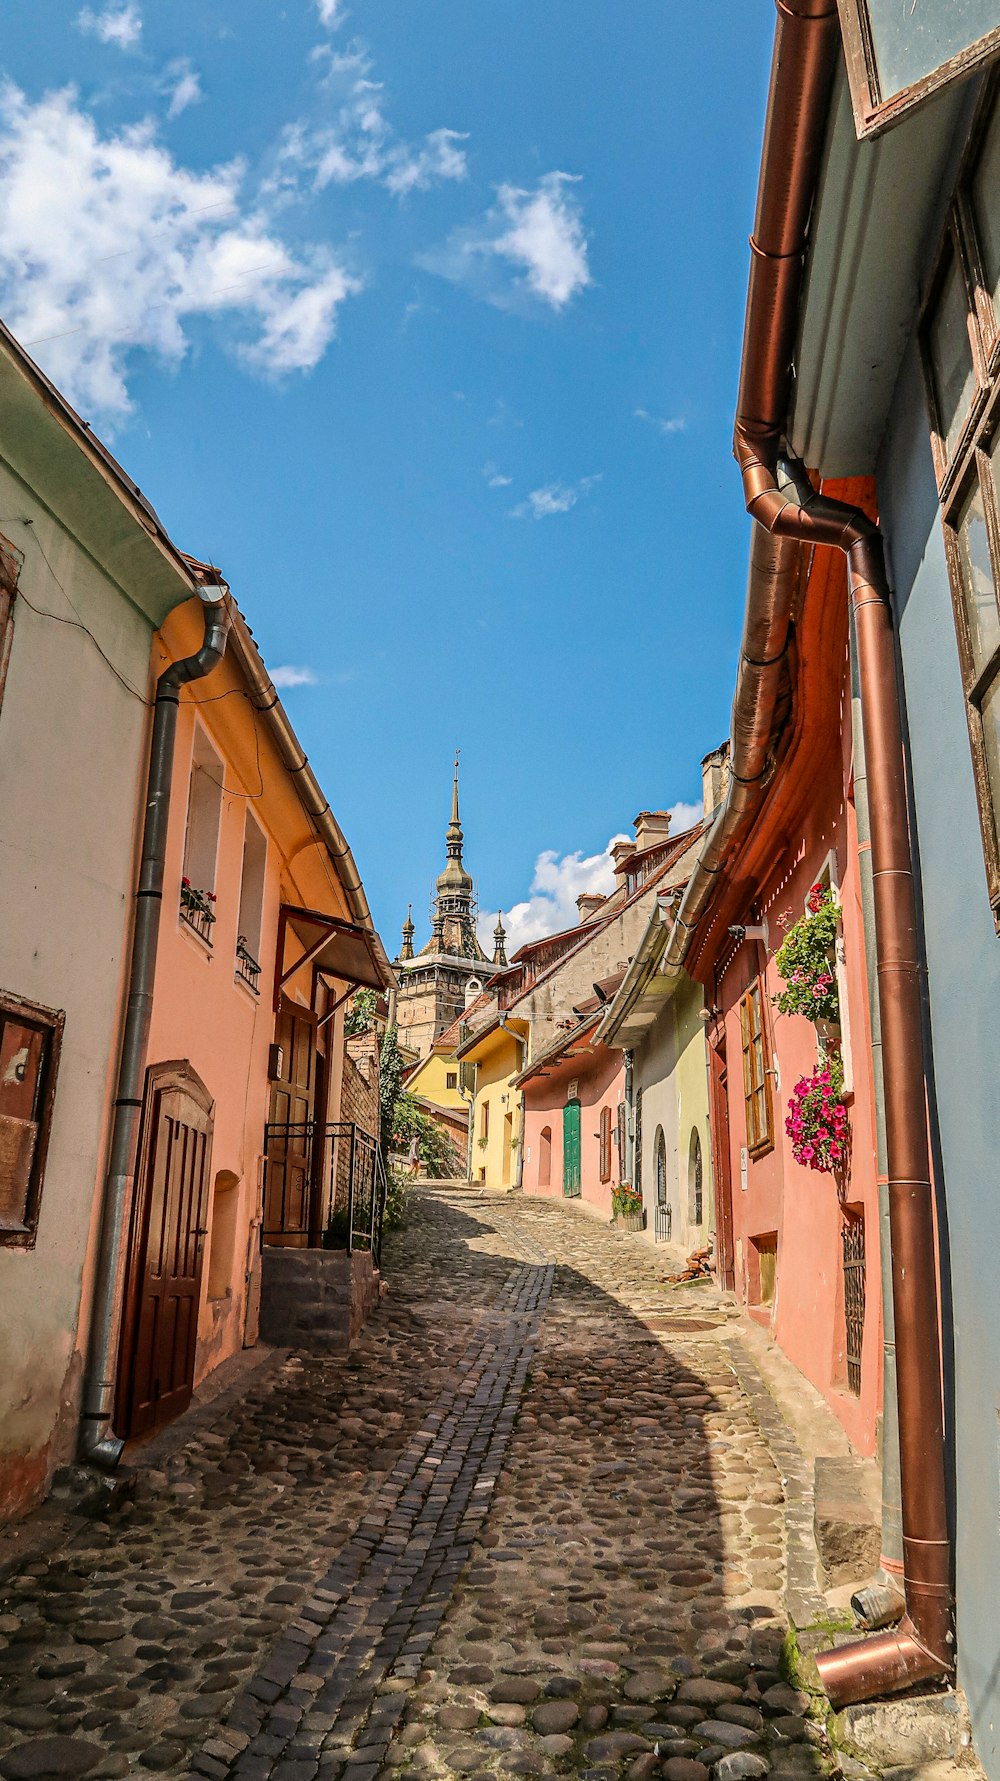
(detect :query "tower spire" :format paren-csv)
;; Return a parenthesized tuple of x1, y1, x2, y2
(447, 749, 463, 859)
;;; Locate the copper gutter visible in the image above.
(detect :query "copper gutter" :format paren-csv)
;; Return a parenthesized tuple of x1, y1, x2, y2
(732, 0, 952, 1704)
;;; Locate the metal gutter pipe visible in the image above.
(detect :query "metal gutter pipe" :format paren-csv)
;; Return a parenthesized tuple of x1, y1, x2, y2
(80, 582, 231, 1467)
(728, 0, 952, 1704)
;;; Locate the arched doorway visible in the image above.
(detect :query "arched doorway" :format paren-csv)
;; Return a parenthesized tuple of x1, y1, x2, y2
(116, 1060, 214, 1438)
(689, 1127, 704, 1225)
(539, 1125, 552, 1189)
(655, 1125, 668, 1204)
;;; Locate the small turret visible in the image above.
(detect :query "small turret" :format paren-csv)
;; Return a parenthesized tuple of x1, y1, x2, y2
(493, 913, 508, 968)
(400, 905, 415, 961)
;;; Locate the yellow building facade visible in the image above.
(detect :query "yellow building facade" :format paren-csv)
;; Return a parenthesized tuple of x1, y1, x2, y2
(457, 1017, 529, 1190)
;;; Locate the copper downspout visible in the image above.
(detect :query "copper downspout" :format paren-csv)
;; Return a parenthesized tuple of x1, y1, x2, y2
(731, 0, 953, 1704)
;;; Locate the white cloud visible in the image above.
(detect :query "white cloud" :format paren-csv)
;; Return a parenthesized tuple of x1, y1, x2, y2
(635, 406, 686, 436)
(511, 473, 601, 520)
(668, 799, 703, 834)
(483, 462, 512, 488)
(483, 836, 628, 953)
(0, 81, 362, 422)
(77, 3, 142, 48)
(271, 664, 318, 688)
(163, 60, 203, 119)
(420, 172, 590, 312)
(316, 0, 347, 26)
(266, 57, 467, 203)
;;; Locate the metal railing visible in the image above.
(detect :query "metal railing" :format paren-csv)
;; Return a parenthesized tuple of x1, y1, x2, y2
(262, 1119, 386, 1265)
(180, 882, 215, 945)
(654, 1201, 672, 1243)
(235, 935, 261, 994)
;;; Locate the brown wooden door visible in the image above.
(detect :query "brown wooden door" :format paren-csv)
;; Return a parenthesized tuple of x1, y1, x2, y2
(118, 1063, 214, 1438)
(264, 1000, 318, 1240)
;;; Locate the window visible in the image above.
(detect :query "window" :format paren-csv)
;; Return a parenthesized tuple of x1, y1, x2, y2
(0, 990, 64, 1247)
(921, 88, 1000, 919)
(446, 1071, 458, 1091)
(207, 1170, 240, 1300)
(181, 727, 224, 944)
(481, 1100, 489, 1142)
(599, 1106, 612, 1183)
(689, 1127, 704, 1225)
(539, 1124, 551, 1188)
(633, 1087, 642, 1193)
(842, 1211, 866, 1396)
(739, 981, 774, 1156)
(654, 1126, 668, 1205)
(236, 812, 266, 994)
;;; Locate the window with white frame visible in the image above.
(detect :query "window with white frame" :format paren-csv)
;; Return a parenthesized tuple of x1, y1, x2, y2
(181, 728, 223, 944)
(236, 812, 266, 993)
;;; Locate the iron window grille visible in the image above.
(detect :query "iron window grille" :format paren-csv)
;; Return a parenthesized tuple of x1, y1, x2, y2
(235, 935, 261, 995)
(180, 881, 216, 945)
(842, 1213, 867, 1396)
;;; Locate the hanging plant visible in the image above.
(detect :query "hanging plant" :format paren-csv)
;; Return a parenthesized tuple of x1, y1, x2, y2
(785, 1053, 849, 1174)
(773, 883, 839, 1022)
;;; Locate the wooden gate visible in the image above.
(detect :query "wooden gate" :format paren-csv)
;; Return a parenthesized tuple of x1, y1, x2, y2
(264, 1000, 320, 1243)
(562, 1099, 581, 1197)
(117, 1062, 214, 1438)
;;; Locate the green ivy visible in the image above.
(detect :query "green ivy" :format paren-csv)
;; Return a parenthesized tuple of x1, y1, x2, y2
(773, 886, 840, 1023)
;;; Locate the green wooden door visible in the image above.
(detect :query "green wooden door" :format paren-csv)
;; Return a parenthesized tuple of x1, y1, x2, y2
(563, 1100, 581, 1197)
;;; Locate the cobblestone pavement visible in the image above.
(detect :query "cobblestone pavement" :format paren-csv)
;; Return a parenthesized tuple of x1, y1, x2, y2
(0, 1191, 840, 1781)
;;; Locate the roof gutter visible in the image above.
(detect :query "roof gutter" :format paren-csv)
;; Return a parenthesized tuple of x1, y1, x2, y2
(226, 614, 395, 991)
(730, 0, 951, 1706)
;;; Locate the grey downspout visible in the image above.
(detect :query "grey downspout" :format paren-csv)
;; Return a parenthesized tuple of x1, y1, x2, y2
(79, 583, 231, 1468)
(850, 617, 904, 1577)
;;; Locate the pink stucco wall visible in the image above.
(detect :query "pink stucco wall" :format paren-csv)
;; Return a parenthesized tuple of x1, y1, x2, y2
(522, 1043, 625, 1219)
(712, 711, 882, 1456)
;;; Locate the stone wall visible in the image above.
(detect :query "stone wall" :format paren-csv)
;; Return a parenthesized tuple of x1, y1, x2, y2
(259, 1247, 380, 1351)
(334, 1029, 380, 1211)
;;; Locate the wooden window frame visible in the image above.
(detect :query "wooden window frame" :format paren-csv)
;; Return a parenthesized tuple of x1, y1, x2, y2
(838, 1, 1000, 142)
(739, 979, 775, 1160)
(920, 80, 1000, 925)
(0, 989, 65, 1249)
(445, 1071, 458, 1091)
(599, 1105, 612, 1184)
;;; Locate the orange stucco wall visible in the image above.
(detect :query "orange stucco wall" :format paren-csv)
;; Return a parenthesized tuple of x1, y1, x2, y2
(136, 600, 353, 1394)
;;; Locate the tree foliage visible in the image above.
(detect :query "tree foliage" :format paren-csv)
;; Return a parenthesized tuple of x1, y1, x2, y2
(344, 987, 378, 1037)
(392, 1092, 461, 1180)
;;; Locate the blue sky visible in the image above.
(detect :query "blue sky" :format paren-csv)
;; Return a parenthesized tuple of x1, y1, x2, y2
(0, 0, 772, 952)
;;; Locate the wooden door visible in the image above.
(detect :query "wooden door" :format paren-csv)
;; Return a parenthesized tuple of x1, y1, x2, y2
(562, 1100, 581, 1197)
(264, 1000, 318, 1241)
(118, 1063, 214, 1438)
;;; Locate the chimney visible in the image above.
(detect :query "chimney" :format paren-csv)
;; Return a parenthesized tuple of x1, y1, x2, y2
(576, 892, 605, 923)
(611, 837, 637, 880)
(633, 809, 672, 852)
(701, 742, 731, 818)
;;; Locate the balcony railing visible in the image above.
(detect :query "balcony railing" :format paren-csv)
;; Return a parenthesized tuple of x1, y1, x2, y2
(180, 881, 216, 945)
(235, 935, 261, 995)
(262, 1120, 387, 1268)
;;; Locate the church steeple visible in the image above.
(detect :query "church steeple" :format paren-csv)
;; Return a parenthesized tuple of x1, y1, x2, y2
(492, 913, 508, 968)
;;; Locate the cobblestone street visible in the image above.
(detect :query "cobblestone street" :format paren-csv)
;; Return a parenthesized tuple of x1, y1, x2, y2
(1, 1192, 845, 1781)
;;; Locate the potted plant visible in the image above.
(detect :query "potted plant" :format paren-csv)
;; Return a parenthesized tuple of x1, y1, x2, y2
(773, 883, 839, 1029)
(785, 1053, 850, 1179)
(612, 1182, 644, 1232)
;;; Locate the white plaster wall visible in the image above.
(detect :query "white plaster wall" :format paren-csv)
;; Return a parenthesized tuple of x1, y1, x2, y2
(0, 461, 154, 1504)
